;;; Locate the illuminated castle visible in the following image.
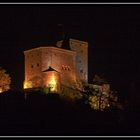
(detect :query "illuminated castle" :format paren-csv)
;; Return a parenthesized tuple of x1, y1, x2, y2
(23, 39, 88, 93)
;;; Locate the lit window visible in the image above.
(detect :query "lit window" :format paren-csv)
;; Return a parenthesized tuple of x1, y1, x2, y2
(62, 65, 71, 71)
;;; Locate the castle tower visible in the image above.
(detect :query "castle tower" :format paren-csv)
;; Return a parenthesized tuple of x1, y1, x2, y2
(56, 38, 88, 83)
(69, 39, 88, 83)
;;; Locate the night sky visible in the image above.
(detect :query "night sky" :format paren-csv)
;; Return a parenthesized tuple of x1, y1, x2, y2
(0, 4, 139, 96)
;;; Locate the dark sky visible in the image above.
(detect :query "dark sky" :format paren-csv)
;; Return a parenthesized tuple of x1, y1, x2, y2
(0, 5, 139, 94)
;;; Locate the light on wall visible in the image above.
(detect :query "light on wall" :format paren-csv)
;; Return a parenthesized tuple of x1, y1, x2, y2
(43, 66, 60, 93)
(0, 88, 2, 93)
(47, 73, 57, 92)
(23, 81, 32, 89)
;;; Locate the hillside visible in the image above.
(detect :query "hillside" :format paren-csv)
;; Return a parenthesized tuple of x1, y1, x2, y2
(0, 90, 138, 136)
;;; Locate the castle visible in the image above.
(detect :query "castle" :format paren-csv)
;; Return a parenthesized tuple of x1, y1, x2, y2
(23, 39, 88, 93)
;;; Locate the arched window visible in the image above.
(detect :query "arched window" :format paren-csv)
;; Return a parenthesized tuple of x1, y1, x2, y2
(62, 65, 71, 71)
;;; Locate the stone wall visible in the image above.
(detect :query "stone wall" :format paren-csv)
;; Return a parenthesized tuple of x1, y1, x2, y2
(24, 46, 77, 89)
(69, 39, 88, 83)
(56, 39, 88, 83)
(50, 47, 76, 88)
(24, 48, 42, 88)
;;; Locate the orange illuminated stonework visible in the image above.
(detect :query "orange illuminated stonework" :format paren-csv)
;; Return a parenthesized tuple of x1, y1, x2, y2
(23, 81, 32, 89)
(43, 67, 60, 93)
(23, 38, 88, 93)
(0, 88, 2, 93)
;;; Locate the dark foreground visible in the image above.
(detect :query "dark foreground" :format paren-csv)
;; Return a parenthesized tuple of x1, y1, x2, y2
(0, 90, 139, 136)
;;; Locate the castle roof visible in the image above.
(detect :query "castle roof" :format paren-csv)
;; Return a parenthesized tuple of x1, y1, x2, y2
(42, 66, 59, 73)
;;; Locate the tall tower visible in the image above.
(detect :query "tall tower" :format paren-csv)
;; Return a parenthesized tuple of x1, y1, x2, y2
(56, 38, 88, 83)
(69, 39, 88, 83)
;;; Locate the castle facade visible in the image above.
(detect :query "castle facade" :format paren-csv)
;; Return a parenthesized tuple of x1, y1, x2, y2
(24, 39, 88, 92)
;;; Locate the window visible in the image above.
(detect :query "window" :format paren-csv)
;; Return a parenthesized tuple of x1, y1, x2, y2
(62, 65, 71, 71)
(67, 66, 71, 71)
(62, 65, 64, 70)
(80, 69, 83, 73)
(78, 60, 81, 63)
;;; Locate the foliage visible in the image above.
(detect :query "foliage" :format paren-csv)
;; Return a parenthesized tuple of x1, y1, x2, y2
(39, 87, 51, 94)
(88, 88, 119, 111)
(93, 74, 108, 85)
(75, 79, 87, 91)
(0, 67, 11, 93)
(61, 85, 83, 102)
(83, 74, 120, 111)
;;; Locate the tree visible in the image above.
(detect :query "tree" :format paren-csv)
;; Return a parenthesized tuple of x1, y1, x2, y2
(0, 67, 11, 93)
(93, 74, 108, 85)
(84, 74, 120, 111)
